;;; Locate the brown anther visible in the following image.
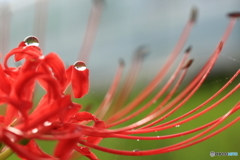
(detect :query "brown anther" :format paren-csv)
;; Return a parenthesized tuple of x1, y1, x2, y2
(119, 58, 125, 66)
(190, 7, 198, 23)
(185, 46, 192, 53)
(182, 59, 194, 69)
(218, 41, 224, 52)
(228, 12, 240, 18)
(134, 45, 150, 61)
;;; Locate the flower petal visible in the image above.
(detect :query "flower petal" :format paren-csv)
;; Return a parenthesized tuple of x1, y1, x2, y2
(70, 64, 89, 98)
(59, 103, 81, 123)
(42, 52, 68, 90)
(54, 138, 79, 160)
(74, 146, 99, 160)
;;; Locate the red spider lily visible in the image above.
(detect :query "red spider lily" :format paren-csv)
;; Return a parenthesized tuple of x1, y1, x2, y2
(0, 2, 239, 160)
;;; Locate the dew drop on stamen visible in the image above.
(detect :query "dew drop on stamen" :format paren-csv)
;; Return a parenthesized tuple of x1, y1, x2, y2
(175, 125, 180, 127)
(24, 36, 39, 46)
(137, 139, 140, 141)
(133, 149, 140, 152)
(74, 61, 87, 71)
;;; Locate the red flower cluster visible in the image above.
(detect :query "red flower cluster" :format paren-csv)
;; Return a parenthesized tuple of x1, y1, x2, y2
(0, 36, 102, 159)
(0, 4, 239, 160)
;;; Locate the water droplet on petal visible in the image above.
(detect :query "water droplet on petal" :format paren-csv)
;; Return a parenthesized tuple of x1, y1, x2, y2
(43, 121, 52, 126)
(175, 125, 180, 127)
(137, 139, 140, 141)
(32, 128, 38, 133)
(74, 61, 87, 71)
(24, 36, 39, 46)
(157, 136, 160, 138)
(133, 149, 140, 152)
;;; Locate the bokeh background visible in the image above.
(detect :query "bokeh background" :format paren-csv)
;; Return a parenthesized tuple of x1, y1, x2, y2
(0, 0, 239, 160)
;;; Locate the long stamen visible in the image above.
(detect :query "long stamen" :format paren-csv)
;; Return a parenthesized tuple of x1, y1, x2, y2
(165, 117, 239, 152)
(107, 8, 197, 123)
(34, 0, 49, 50)
(78, 0, 104, 62)
(110, 46, 149, 113)
(0, 2, 11, 63)
(107, 40, 223, 131)
(125, 83, 239, 134)
(97, 106, 239, 140)
(155, 103, 240, 154)
(94, 60, 125, 119)
(140, 60, 193, 129)
(152, 60, 193, 112)
(106, 47, 191, 127)
(153, 13, 239, 117)
(146, 69, 240, 129)
(77, 104, 239, 156)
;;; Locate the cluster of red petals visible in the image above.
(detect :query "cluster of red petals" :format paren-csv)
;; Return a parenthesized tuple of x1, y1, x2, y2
(0, 37, 102, 160)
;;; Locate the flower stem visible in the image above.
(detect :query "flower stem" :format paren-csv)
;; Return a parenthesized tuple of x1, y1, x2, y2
(0, 139, 30, 160)
(0, 148, 14, 160)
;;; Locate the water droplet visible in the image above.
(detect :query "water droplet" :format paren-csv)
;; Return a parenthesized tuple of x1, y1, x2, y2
(74, 61, 87, 71)
(24, 36, 39, 46)
(157, 136, 160, 138)
(137, 139, 140, 141)
(32, 128, 38, 133)
(43, 121, 52, 127)
(133, 149, 140, 152)
(175, 125, 180, 127)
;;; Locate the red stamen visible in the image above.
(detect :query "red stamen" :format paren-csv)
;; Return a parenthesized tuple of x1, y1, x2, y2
(94, 60, 125, 119)
(107, 47, 191, 127)
(107, 9, 197, 123)
(78, 0, 104, 62)
(110, 46, 149, 113)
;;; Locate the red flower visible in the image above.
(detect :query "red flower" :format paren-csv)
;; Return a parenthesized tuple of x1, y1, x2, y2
(0, 36, 92, 159)
(0, 2, 239, 160)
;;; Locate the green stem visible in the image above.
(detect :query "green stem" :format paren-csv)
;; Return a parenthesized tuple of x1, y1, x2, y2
(0, 139, 30, 160)
(0, 143, 4, 152)
(0, 148, 14, 160)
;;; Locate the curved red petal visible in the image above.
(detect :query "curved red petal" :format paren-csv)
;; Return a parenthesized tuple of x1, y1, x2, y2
(71, 112, 95, 123)
(74, 146, 99, 160)
(71, 65, 89, 98)
(59, 103, 81, 123)
(43, 53, 68, 89)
